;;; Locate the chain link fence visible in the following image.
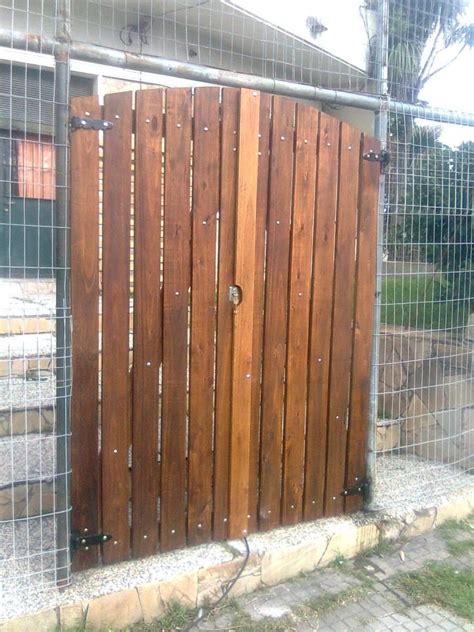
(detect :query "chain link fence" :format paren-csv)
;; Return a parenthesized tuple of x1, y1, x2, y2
(0, 0, 472, 617)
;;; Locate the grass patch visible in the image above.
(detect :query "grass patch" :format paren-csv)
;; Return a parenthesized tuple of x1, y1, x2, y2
(381, 274, 469, 330)
(393, 562, 474, 622)
(357, 540, 394, 560)
(438, 515, 474, 556)
(328, 553, 347, 569)
(302, 586, 369, 616)
(225, 599, 296, 631)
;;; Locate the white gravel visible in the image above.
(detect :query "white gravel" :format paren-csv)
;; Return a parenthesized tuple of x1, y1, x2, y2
(0, 280, 55, 319)
(0, 333, 56, 361)
(1, 454, 473, 621)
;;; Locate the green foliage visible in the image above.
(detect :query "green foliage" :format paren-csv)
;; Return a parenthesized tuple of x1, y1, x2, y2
(393, 562, 474, 622)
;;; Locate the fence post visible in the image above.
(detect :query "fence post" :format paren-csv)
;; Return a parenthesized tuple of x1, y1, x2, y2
(366, 0, 389, 511)
(54, 0, 72, 586)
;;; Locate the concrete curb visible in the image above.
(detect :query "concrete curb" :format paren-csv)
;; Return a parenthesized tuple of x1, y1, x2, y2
(1, 491, 473, 630)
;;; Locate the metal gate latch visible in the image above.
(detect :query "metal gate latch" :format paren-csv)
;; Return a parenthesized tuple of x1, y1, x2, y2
(228, 285, 242, 306)
(341, 478, 370, 498)
(70, 116, 114, 131)
(71, 529, 113, 551)
(362, 149, 390, 171)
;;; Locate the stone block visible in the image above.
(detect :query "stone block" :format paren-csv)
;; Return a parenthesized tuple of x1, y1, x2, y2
(85, 588, 142, 629)
(136, 583, 165, 624)
(0, 608, 57, 631)
(0, 480, 55, 520)
(435, 499, 473, 526)
(378, 520, 403, 542)
(318, 523, 359, 566)
(261, 536, 327, 586)
(157, 573, 198, 609)
(355, 524, 380, 553)
(59, 603, 85, 628)
(0, 407, 55, 437)
(198, 554, 261, 604)
(401, 508, 436, 538)
(376, 421, 401, 452)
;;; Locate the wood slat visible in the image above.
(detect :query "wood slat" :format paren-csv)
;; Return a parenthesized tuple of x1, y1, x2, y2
(131, 89, 163, 557)
(160, 88, 193, 552)
(324, 123, 361, 516)
(259, 96, 295, 531)
(188, 87, 221, 545)
(70, 95, 101, 570)
(213, 88, 239, 540)
(101, 91, 133, 563)
(282, 105, 318, 525)
(345, 135, 381, 513)
(304, 113, 340, 520)
(228, 89, 261, 538)
(248, 92, 272, 533)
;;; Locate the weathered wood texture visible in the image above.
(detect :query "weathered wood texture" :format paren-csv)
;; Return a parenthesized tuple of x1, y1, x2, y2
(70, 89, 379, 567)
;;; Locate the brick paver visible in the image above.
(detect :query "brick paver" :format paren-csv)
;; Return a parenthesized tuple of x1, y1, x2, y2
(197, 523, 474, 630)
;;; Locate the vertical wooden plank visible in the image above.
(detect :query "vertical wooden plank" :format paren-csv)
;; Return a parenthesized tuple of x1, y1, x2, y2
(213, 88, 239, 540)
(131, 89, 163, 557)
(228, 89, 261, 539)
(101, 91, 133, 563)
(188, 87, 220, 545)
(259, 96, 295, 531)
(248, 93, 272, 533)
(161, 88, 193, 552)
(345, 135, 381, 513)
(70, 95, 101, 570)
(324, 123, 361, 516)
(304, 113, 340, 521)
(282, 105, 318, 525)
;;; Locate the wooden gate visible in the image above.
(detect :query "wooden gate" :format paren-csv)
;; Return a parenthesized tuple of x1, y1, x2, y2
(70, 87, 380, 569)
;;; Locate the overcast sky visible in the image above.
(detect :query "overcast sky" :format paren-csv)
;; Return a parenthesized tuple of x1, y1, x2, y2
(233, 0, 474, 147)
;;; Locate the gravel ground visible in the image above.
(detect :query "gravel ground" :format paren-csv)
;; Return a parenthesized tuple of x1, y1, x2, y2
(0, 434, 56, 486)
(0, 332, 56, 361)
(1, 455, 473, 622)
(0, 280, 54, 319)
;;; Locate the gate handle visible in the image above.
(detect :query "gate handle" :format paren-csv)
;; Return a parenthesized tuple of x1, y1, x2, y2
(228, 284, 242, 306)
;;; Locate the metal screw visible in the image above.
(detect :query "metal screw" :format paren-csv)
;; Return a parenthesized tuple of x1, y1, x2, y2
(146, 361, 151, 366)
(258, 133, 262, 138)
(312, 500, 316, 504)
(143, 534, 148, 539)
(247, 514, 251, 519)
(233, 147, 237, 151)
(81, 538, 86, 545)
(84, 528, 89, 533)
(276, 220, 280, 224)
(113, 449, 118, 453)
(171, 529, 176, 534)
(355, 477, 359, 481)
(268, 510, 271, 514)
(175, 291, 180, 295)
(223, 518, 228, 523)
(85, 546, 89, 551)
(280, 136, 285, 141)
(253, 91, 257, 96)
(102, 535, 108, 541)
(304, 139, 308, 144)
(348, 145, 352, 150)
(202, 220, 207, 225)
(146, 118, 150, 123)
(81, 119, 86, 125)
(198, 523, 202, 528)
(243, 529, 247, 534)
(246, 373, 251, 378)
(177, 123, 181, 128)
(336, 415, 340, 420)
(85, 111, 90, 116)
(233, 130, 237, 134)
(327, 142, 331, 146)
(115, 114, 120, 119)
(113, 540, 118, 545)
(258, 151, 262, 156)
(204, 126, 209, 131)
(298, 292, 302, 297)
(290, 505, 295, 509)
(318, 357, 322, 362)
(332, 496, 336, 500)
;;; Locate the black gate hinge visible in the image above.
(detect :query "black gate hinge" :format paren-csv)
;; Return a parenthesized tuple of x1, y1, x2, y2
(362, 149, 390, 171)
(70, 116, 114, 131)
(341, 477, 370, 499)
(71, 529, 113, 552)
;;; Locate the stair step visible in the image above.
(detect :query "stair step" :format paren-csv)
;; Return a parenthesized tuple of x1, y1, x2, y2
(0, 406, 55, 437)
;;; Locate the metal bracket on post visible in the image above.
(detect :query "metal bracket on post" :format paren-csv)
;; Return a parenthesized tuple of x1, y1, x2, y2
(70, 530, 112, 553)
(341, 478, 370, 500)
(70, 116, 114, 131)
(362, 149, 390, 171)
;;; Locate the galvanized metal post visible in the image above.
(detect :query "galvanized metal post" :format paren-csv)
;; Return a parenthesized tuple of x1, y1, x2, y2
(54, 0, 72, 586)
(365, 0, 389, 511)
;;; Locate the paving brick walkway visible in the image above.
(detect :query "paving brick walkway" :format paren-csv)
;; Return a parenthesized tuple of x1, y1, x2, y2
(196, 523, 473, 631)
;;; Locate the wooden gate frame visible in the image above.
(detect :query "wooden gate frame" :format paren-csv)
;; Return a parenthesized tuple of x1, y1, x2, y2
(70, 87, 380, 569)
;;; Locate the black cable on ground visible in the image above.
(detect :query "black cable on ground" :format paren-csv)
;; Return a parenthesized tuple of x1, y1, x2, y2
(180, 537, 251, 631)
